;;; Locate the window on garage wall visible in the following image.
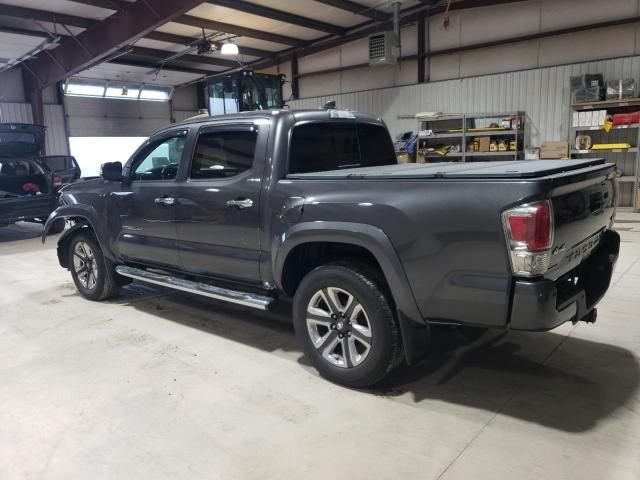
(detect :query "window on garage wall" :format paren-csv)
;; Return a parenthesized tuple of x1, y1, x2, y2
(64, 79, 172, 101)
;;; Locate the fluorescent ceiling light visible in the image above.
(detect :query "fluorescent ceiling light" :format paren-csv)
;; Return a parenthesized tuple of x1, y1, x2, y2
(220, 42, 239, 55)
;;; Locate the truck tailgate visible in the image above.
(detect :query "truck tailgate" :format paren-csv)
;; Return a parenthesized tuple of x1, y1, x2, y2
(544, 164, 617, 280)
(0, 195, 55, 224)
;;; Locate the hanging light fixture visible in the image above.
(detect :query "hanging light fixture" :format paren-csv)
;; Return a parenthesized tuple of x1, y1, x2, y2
(220, 41, 239, 55)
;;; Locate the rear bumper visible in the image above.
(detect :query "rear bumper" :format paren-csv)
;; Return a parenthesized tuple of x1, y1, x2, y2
(0, 197, 55, 225)
(509, 229, 620, 331)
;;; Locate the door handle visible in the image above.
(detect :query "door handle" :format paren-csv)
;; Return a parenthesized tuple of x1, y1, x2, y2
(226, 198, 254, 209)
(154, 196, 175, 206)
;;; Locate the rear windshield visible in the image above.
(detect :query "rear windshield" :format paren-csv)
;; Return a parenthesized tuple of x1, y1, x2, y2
(289, 122, 396, 174)
(0, 131, 36, 144)
(42, 156, 75, 171)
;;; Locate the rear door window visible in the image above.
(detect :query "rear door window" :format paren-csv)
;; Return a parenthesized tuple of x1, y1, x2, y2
(289, 122, 396, 174)
(190, 130, 258, 179)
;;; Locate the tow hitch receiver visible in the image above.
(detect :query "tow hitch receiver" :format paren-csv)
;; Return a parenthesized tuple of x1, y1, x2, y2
(575, 308, 597, 325)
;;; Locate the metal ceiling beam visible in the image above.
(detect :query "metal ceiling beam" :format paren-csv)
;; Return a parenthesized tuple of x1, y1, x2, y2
(0, 4, 94, 29)
(72, 0, 129, 9)
(0, 19, 275, 60)
(0, 25, 52, 39)
(207, 0, 346, 35)
(175, 14, 307, 46)
(63, 0, 307, 46)
(144, 31, 275, 58)
(130, 46, 238, 68)
(311, 0, 390, 21)
(113, 57, 214, 76)
(1, 3, 277, 58)
(22, 0, 209, 88)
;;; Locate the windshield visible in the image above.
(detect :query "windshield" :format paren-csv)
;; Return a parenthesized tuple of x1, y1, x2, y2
(0, 125, 45, 157)
(208, 73, 282, 115)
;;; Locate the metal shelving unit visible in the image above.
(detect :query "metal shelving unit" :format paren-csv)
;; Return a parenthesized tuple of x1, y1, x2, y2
(569, 99, 640, 209)
(416, 111, 526, 163)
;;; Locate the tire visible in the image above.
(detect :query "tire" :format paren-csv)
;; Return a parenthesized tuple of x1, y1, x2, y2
(293, 264, 402, 388)
(68, 232, 120, 301)
(47, 218, 66, 235)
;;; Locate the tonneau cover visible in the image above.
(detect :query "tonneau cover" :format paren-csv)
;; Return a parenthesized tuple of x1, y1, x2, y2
(287, 159, 610, 180)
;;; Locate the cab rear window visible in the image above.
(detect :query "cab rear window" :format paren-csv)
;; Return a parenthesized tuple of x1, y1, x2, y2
(289, 122, 396, 174)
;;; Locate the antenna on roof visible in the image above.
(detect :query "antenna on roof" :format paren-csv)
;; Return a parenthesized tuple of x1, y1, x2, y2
(322, 100, 336, 110)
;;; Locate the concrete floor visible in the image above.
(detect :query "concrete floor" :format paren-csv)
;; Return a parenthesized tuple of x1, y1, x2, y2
(1, 214, 639, 480)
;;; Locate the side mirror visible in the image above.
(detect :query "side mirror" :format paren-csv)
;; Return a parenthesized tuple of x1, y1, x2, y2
(101, 161, 123, 181)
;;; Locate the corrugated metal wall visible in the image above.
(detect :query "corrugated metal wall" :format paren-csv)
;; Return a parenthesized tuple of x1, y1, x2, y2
(43, 105, 69, 156)
(290, 55, 640, 147)
(0, 102, 69, 155)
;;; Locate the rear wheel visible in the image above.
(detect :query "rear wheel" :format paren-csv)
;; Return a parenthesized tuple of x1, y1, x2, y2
(68, 233, 120, 301)
(293, 265, 402, 388)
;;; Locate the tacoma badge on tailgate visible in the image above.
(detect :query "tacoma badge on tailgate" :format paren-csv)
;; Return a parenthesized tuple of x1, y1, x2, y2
(566, 233, 601, 263)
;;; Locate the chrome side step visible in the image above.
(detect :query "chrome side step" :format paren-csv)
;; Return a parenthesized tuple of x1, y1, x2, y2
(115, 265, 274, 311)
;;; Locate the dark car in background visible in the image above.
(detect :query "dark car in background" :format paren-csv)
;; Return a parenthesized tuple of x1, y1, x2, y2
(38, 155, 81, 185)
(0, 123, 65, 234)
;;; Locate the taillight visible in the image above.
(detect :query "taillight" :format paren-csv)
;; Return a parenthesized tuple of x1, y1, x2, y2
(502, 200, 554, 277)
(53, 175, 63, 188)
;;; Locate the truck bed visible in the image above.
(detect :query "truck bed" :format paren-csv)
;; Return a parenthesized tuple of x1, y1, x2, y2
(287, 159, 609, 180)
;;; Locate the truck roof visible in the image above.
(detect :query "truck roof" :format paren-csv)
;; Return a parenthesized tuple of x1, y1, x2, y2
(153, 108, 384, 136)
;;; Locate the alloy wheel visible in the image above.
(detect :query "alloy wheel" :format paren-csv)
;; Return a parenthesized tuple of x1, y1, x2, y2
(306, 287, 372, 368)
(73, 241, 98, 290)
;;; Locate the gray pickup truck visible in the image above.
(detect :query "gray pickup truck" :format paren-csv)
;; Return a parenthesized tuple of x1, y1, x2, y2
(43, 109, 620, 387)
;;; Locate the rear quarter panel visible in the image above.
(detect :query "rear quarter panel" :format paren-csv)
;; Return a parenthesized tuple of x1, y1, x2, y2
(272, 178, 543, 327)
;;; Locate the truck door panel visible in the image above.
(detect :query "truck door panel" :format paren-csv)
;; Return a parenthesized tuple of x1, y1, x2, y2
(176, 124, 266, 284)
(114, 132, 187, 267)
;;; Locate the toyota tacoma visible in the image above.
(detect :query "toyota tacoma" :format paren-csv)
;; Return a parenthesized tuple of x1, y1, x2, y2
(43, 109, 620, 387)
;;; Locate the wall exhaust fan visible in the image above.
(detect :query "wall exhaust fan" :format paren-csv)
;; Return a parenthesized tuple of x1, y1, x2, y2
(368, 31, 399, 67)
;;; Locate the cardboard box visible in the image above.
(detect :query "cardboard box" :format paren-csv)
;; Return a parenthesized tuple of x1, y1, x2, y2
(525, 147, 540, 160)
(572, 112, 580, 127)
(598, 110, 607, 126)
(540, 141, 569, 159)
(396, 152, 410, 164)
(579, 112, 588, 127)
(474, 137, 490, 152)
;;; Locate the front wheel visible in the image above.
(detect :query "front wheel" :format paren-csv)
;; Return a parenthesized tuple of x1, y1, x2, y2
(293, 265, 402, 388)
(68, 233, 120, 301)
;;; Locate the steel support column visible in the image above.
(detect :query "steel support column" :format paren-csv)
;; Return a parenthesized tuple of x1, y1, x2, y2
(417, 11, 426, 84)
(291, 55, 299, 100)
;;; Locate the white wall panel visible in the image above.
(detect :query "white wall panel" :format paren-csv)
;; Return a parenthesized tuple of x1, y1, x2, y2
(43, 105, 69, 155)
(291, 54, 640, 148)
(0, 102, 68, 155)
(0, 102, 32, 123)
(0, 69, 26, 103)
(294, 0, 640, 97)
